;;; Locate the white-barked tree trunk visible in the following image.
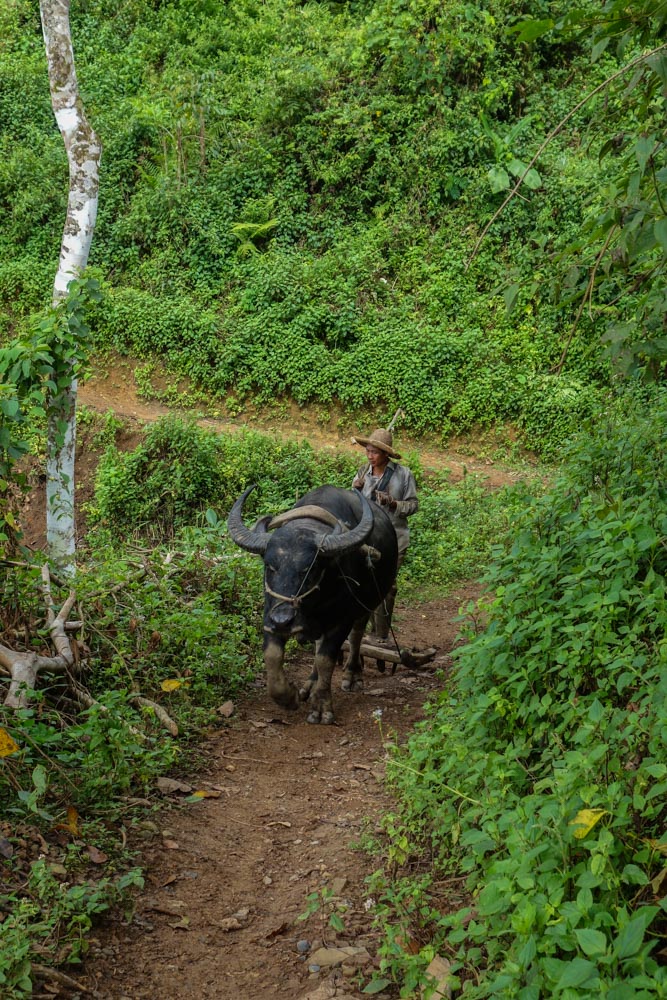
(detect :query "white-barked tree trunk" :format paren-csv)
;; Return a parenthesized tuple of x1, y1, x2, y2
(40, 0, 101, 570)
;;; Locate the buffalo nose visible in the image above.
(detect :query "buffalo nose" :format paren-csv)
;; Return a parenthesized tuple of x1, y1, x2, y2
(270, 603, 296, 628)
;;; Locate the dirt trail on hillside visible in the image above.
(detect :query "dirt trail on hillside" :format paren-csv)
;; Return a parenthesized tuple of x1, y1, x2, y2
(78, 592, 478, 1000)
(78, 355, 532, 487)
(24, 356, 520, 998)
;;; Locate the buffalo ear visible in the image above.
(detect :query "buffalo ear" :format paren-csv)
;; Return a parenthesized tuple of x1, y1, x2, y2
(252, 515, 272, 533)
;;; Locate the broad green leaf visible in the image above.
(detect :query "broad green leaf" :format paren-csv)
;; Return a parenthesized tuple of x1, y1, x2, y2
(362, 979, 392, 994)
(488, 166, 510, 193)
(523, 168, 542, 190)
(503, 283, 520, 313)
(555, 957, 597, 990)
(508, 17, 554, 42)
(647, 52, 667, 84)
(634, 136, 655, 174)
(655, 218, 667, 254)
(614, 907, 659, 959)
(575, 928, 607, 956)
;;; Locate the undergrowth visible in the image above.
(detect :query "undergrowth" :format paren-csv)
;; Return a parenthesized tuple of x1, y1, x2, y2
(1, 416, 526, 995)
(368, 387, 667, 997)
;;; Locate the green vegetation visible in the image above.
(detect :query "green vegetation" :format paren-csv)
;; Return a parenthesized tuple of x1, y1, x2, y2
(1, 416, 515, 995)
(369, 388, 667, 997)
(1, 0, 664, 460)
(1, 0, 666, 993)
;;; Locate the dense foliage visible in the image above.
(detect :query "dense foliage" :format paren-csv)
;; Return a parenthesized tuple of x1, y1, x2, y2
(370, 388, 667, 997)
(1, 0, 665, 993)
(4, 0, 664, 456)
(1, 414, 518, 995)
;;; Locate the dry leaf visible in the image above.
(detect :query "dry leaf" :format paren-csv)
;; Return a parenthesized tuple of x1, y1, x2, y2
(55, 805, 81, 836)
(156, 777, 192, 795)
(168, 916, 190, 930)
(146, 899, 187, 915)
(569, 808, 608, 839)
(651, 867, 667, 895)
(218, 701, 235, 717)
(645, 839, 667, 856)
(265, 821, 291, 828)
(190, 789, 222, 800)
(162, 839, 180, 850)
(161, 678, 183, 692)
(0, 728, 19, 757)
(87, 845, 109, 865)
(0, 837, 14, 860)
(421, 955, 453, 999)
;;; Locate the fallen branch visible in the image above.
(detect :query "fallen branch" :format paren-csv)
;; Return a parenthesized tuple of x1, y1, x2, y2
(1, 563, 83, 708)
(31, 963, 91, 993)
(129, 695, 179, 736)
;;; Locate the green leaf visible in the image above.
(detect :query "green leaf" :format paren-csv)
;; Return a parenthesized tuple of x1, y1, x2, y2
(654, 219, 667, 254)
(523, 168, 542, 190)
(575, 928, 607, 956)
(503, 283, 520, 314)
(362, 979, 392, 994)
(488, 166, 510, 193)
(507, 17, 554, 42)
(614, 907, 659, 959)
(634, 136, 655, 175)
(555, 957, 597, 990)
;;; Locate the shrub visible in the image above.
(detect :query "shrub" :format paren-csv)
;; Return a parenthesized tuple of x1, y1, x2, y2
(369, 386, 667, 997)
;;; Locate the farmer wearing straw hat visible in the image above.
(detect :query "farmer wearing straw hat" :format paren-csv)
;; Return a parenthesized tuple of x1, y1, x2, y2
(351, 427, 418, 640)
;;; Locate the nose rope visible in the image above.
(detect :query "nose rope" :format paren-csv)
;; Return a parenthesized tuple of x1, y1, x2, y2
(264, 547, 324, 608)
(264, 579, 321, 607)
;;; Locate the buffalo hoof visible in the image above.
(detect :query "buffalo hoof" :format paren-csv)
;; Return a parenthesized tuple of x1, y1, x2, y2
(269, 685, 300, 711)
(307, 708, 335, 725)
(341, 674, 363, 693)
(299, 681, 314, 702)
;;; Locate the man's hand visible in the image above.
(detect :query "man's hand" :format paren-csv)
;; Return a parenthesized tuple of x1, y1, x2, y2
(375, 491, 397, 511)
(352, 476, 364, 490)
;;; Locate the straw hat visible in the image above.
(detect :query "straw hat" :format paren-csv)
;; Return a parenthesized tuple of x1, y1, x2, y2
(352, 427, 401, 459)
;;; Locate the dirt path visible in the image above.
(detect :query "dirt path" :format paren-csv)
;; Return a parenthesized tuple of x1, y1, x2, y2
(80, 592, 478, 1000)
(78, 354, 533, 487)
(25, 354, 516, 998)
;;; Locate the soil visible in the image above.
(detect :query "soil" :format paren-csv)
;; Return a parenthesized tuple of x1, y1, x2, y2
(77, 594, 478, 1000)
(16, 356, 523, 1000)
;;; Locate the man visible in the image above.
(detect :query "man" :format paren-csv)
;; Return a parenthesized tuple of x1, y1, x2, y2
(351, 427, 418, 640)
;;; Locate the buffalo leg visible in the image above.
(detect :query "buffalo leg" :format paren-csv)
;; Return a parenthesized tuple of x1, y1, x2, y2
(264, 634, 299, 710)
(299, 640, 321, 703)
(341, 614, 369, 693)
(304, 628, 349, 725)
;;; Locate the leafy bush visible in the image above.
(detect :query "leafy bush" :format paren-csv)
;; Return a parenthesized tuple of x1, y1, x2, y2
(369, 386, 667, 997)
(89, 415, 359, 537)
(403, 473, 534, 600)
(0, 0, 630, 459)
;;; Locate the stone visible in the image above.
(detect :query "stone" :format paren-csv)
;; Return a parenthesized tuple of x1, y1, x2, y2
(420, 955, 453, 999)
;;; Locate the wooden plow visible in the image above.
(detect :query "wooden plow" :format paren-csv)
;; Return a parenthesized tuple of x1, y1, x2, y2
(342, 639, 437, 675)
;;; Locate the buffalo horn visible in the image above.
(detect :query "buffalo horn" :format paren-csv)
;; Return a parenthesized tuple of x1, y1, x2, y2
(317, 490, 374, 558)
(227, 485, 270, 555)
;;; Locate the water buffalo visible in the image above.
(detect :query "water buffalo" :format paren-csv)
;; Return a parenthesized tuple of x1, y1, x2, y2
(227, 485, 398, 724)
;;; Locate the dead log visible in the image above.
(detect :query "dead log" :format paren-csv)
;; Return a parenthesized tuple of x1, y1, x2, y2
(129, 695, 179, 736)
(0, 564, 83, 708)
